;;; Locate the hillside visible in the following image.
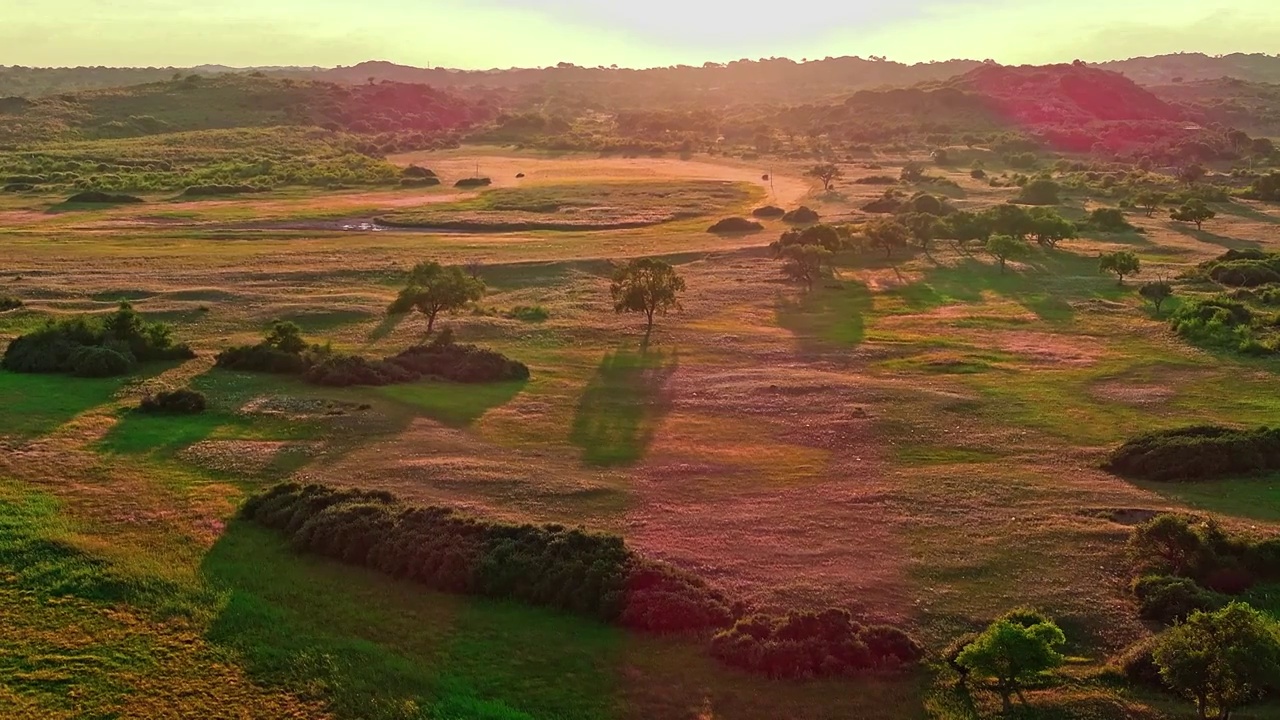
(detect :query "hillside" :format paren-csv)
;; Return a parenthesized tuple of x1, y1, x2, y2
(1151, 77, 1280, 135)
(0, 73, 490, 145)
(1099, 52, 1280, 85)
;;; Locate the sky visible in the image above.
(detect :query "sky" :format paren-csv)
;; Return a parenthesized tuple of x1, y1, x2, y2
(2, 0, 1278, 69)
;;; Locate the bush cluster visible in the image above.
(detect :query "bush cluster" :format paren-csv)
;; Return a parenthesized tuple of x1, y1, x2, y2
(1, 303, 194, 377)
(1169, 297, 1274, 355)
(0, 295, 22, 311)
(138, 388, 208, 414)
(240, 483, 732, 633)
(216, 324, 529, 387)
(781, 206, 820, 224)
(709, 609, 923, 679)
(1104, 425, 1280, 482)
(454, 177, 492, 188)
(752, 205, 785, 218)
(241, 482, 923, 679)
(1198, 249, 1280, 288)
(707, 217, 764, 234)
(1126, 514, 1280, 624)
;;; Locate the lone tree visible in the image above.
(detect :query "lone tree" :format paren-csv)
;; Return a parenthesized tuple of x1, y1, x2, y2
(388, 261, 485, 335)
(1140, 279, 1174, 315)
(1153, 602, 1280, 720)
(864, 217, 910, 259)
(1136, 191, 1168, 217)
(1171, 199, 1216, 231)
(986, 234, 1028, 274)
(1099, 250, 1141, 285)
(1027, 209, 1078, 249)
(807, 163, 843, 191)
(956, 615, 1066, 712)
(779, 244, 832, 290)
(610, 258, 686, 340)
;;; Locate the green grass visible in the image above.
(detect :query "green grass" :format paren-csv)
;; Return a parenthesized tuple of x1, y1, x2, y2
(1138, 474, 1280, 523)
(774, 280, 873, 349)
(378, 379, 528, 428)
(0, 370, 123, 437)
(96, 409, 313, 457)
(569, 346, 677, 466)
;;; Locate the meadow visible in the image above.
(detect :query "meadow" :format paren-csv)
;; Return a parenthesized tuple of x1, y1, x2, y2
(4, 143, 1280, 719)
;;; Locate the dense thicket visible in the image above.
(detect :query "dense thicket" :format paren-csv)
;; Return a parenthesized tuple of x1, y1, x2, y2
(138, 389, 207, 414)
(241, 482, 923, 679)
(1, 302, 194, 377)
(1103, 425, 1280, 482)
(216, 326, 529, 386)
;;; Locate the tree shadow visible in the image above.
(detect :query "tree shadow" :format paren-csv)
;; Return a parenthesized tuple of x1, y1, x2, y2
(774, 280, 872, 352)
(914, 257, 1083, 324)
(569, 344, 678, 467)
(1169, 222, 1262, 251)
(366, 312, 406, 342)
(383, 378, 528, 428)
(1217, 201, 1280, 226)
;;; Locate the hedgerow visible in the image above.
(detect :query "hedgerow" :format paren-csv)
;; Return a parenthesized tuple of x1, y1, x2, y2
(240, 482, 923, 679)
(217, 325, 529, 387)
(1, 302, 194, 376)
(1104, 425, 1280, 482)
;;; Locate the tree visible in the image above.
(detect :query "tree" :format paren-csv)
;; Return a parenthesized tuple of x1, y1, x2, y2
(388, 261, 485, 335)
(900, 162, 926, 182)
(1027, 209, 1077, 249)
(985, 204, 1035, 240)
(1140, 279, 1174, 315)
(937, 210, 993, 253)
(1177, 164, 1208, 185)
(864, 218, 910, 259)
(770, 224, 843, 255)
(985, 234, 1028, 274)
(264, 320, 307, 354)
(610, 258, 686, 340)
(1013, 178, 1061, 205)
(807, 163, 842, 191)
(1099, 250, 1140, 285)
(1136, 191, 1168, 217)
(779, 244, 832, 290)
(956, 617, 1066, 711)
(1171, 199, 1216, 231)
(1153, 602, 1280, 720)
(900, 212, 938, 258)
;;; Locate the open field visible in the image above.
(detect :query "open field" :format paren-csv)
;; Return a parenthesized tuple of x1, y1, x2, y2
(4, 146, 1280, 719)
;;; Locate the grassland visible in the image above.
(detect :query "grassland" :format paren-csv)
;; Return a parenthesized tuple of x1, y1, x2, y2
(4, 146, 1280, 718)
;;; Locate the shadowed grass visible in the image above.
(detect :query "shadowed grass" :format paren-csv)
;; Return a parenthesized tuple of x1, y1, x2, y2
(775, 280, 873, 350)
(0, 371, 124, 438)
(378, 379, 528, 428)
(569, 345, 678, 467)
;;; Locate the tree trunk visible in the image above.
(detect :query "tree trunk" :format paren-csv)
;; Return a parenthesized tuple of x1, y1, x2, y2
(1196, 220, 1203, 230)
(426, 311, 436, 335)
(998, 687, 1012, 713)
(998, 257, 1006, 273)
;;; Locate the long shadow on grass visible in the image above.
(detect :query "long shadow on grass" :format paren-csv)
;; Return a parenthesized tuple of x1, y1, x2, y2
(381, 378, 528, 428)
(1170, 222, 1262, 251)
(569, 344, 678, 467)
(774, 280, 872, 352)
(200, 521, 615, 720)
(1218, 201, 1280, 226)
(0, 365, 173, 440)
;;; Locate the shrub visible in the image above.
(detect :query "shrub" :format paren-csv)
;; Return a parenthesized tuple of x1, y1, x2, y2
(1104, 425, 1280, 482)
(709, 608, 923, 679)
(781, 206, 820, 224)
(752, 205, 785, 218)
(707, 217, 764, 234)
(1110, 636, 1164, 689)
(1132, 575, 1227, 624)
(956, 616, 1066, 712)
(1170, 298, 1272, 355)
(68, 345, 135, 377)
(1, 303, 192, 375)
(1152, 603, 1280, 720)
(399, 177, 442, 187)
(139, 388, 208, 414)
(853, 175, 897, 185)
(1013, 178, 1061, 205)
(401, 165, 437, 179)
(454, 177, 492, 188)
(502, 305, 549, 322)
(0, 295, 22, 311)
(1086, 208, 1134, 233)
(65, 191, 144, 204)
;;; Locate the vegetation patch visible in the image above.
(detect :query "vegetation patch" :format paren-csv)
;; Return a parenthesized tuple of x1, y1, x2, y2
(1, 302, 194, 377)
(64, 190, 144, 204)
(378, 181, 753, 232)
(137, 388, 207, 415)
(752, 205, 785, 218)
(707, 216, 763, 234)
(709, 610, 922, 679)
(1104, 425, 1280, 482)
(1197, 249, 1280, 288)
(1169, 297, 1277, 355)
(0, 295, 22, 312)
(179, 184, 267, 197)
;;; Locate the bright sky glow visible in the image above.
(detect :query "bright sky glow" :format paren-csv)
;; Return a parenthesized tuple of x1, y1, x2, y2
(1, 0, 1277, 68)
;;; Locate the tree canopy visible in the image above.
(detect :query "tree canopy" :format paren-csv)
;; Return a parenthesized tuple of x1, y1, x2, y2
(1153, 602, 1280, 720)
(610, 258, 686, 339)
(957, 616, 1066, 711)
(389, 261, 486, 335)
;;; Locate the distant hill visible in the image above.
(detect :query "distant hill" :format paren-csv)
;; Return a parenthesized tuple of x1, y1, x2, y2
(1150, 78, 1280, 135)
(0, 73, 490, 145)
(1098, 53, 1280, 85)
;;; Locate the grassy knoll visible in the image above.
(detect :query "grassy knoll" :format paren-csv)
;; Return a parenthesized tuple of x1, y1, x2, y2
(6, 152, 1280, 718)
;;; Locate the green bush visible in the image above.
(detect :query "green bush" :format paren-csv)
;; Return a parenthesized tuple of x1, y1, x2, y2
(707, 217, 764, 233)
(1, 303, 192, 375)
(241, 482, 732, 633)
(709, 609, 923, 679)
(1012, 178, 1061, 205)
(68, 345, 135, 377)
(1110, 636, 1164, 688)
(1085, 208, 1134, 233)
(1170, 298, 1273, 355)
(138, 388, 208, 414)
(502, 305, 550, 323)
(1104, 425, 1280, 482)
(1132, 575, 1227, 624)
(0, 295, 22, 311)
